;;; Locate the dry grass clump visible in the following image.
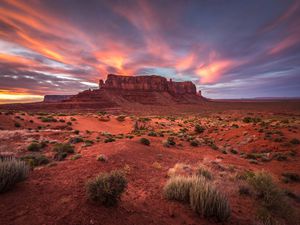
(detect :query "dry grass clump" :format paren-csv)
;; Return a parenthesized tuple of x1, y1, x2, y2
(189, 177, 231, 221)
(0, 158, 29, 193)
(163, 176, 194, 202)
(86, 170, 127, 206)
(247, 171, 296, 224)
(196, 166, 213, 180)
(163, 174, 230, 222)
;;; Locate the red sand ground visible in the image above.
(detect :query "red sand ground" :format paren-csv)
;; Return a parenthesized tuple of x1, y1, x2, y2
(0, 108, 299, 225)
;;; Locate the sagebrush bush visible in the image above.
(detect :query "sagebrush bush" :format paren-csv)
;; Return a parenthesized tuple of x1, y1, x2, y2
(139, 137, 150, 146)
(21, 154, 49, 167)
(163, 176, 194, 202)
(53, 143, 74, 153)
(194, 124, 205, 134)
(0, 158, 29, 193)
(86, 170, 127, 206)
(189, 177, 231, 221)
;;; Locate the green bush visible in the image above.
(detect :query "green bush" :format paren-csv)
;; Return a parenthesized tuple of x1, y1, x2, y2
(116, 115, 126, 122)
(86, 170, 127, 206)
(194, 124, 205, 133)
(148, 131, 157, 137)
(14, 122, 21, 128)
(27, 142, 46, 152)
(290, 138, 300, 145)
(189, 177, 230, 221)
(0, 158, 29, 193)
(21, 154, 49, 167)
(54, 151, 67, 161)
(163, 176, 193, 202)
(71, 154, 81, 160)
(104, 137, 115, 143)
(53, 143, 74, 154)
(41, 117, 57, 122)
(139, 138, 150, 146)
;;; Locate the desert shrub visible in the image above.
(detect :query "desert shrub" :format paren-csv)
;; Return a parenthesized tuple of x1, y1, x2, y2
(69, 137, 84, 144)
(148, 131, 157, 137)
(243, 117, 261, 123)
(163, 176, 194, 202)
(53, 143, 74, 154)
(84, 140, 94, 147)
(27, 141, 47, 152)
(247, 171, 295, 223)
(194, 124, 205, 134)
(230, 149, 238, 154)
(0, 158, 29, 193)
(86, 170, 127, 206)
(190, 139, 199, 147)
(97, 154, 108, 162)
(66, 121, 72, 126)
(54, 151, 67, 161)
(27, 142, 42, 152)
(290, 138, 300, 145)
(281, 172, 300, 183)
(139, 138, 150, 146)
(99, 116, 110, 122)
(74, 130, 80, 135)
(116, 115, 126, 122)
(189, 177, 230, 221)
(164, 137, 176, 147)
(71, 154, 81, 160)
(104, 137, 115, 143)
(21, 154, 49, 167)
(14, 122, 21, 128)
(196, 166, 213, 180)
(70, 117, 76, 121)
(238, 184, 251, 195)
(41, 116, 57, 122)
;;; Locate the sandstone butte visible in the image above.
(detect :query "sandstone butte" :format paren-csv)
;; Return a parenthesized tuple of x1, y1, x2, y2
(44, 74, 204, 106)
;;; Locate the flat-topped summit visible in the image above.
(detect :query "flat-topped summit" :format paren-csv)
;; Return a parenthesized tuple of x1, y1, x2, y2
(100, 74, 197, 95)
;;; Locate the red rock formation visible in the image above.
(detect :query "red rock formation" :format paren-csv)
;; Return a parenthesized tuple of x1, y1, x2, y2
(101, 74, 197, 95)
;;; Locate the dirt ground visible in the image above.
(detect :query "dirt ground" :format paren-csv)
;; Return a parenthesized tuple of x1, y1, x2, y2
(0, 108, 299, 225)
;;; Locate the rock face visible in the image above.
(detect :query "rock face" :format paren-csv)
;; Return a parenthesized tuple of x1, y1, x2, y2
(44, 95, 73, 102)
(100, 74, 197, 95)
(49, 74, 202, 107)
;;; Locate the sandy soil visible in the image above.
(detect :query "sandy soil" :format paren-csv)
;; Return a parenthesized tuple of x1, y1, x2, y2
(0, 109, 299, 225)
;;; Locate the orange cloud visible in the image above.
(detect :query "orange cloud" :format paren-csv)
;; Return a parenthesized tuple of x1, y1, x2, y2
(196, 60, 234, 84)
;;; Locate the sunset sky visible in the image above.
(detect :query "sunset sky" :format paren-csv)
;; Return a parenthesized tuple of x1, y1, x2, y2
(1, 0, 300, 103)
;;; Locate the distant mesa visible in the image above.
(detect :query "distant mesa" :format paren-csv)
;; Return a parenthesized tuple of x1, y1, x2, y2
(43, 95, 74, 103)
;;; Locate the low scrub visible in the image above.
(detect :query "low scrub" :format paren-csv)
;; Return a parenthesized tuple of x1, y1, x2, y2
(0, 158, 29, 193)
(247, 171, 296, 224)
(86, 170, 127, 206)
(194, 124, 205, 134)
(139, 137, 150, 146)
(163, 175, 230, 222)
(53, 143, 74, 161)
(21, 154, 49, 167)
(116, 115, 126, 122)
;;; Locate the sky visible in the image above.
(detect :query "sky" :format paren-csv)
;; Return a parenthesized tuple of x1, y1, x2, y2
(1, 0, 300, 103)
